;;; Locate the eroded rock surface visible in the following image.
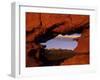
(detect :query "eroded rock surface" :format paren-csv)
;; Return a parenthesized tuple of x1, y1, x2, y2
(26, 12, 89, 67)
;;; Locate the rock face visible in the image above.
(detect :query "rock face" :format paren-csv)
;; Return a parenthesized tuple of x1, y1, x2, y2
(41, 13, 89, 34)
(61, 54, 89, 65)
(74, 28, 89, 53)
(61, 27, 89, 65)
(26, 13, 40, 31)
(26, 12, 89, 67)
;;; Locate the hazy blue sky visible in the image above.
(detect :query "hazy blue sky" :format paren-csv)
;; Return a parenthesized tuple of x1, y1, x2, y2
(41, 34, 81, 50)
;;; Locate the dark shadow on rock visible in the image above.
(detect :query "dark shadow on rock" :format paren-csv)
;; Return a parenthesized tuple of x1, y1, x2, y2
(39, 48, 76, 66)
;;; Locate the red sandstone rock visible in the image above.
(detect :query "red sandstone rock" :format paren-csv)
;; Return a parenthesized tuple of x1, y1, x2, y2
(74, 28, 89, 54)
(61, 54, 89, 65)
(41, 13, 89, 33)
(26, 12, 89, 67)
(26, 13, 40, 32)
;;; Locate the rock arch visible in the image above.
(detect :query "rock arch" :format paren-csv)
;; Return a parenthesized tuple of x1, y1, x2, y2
(26, 13, 89, 67)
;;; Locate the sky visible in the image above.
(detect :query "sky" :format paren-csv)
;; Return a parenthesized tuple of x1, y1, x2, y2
(41, 33, 81, 50)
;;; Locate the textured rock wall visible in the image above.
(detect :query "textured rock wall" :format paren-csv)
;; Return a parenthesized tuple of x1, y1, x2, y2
(26, 12, 89, 67)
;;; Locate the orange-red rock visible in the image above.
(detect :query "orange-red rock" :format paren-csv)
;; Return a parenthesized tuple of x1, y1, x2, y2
(26, 12, 40, 32)
(74, 28, 89, 54)
(61, 54, 89, 65)
(26, 12, 90, 67)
